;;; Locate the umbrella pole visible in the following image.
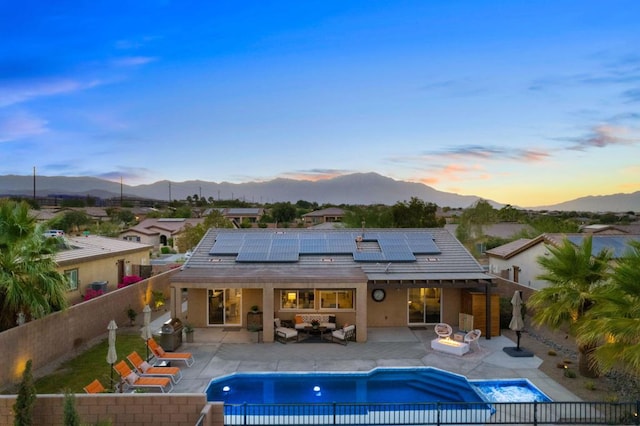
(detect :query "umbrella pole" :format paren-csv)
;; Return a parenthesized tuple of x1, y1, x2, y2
(110, 363, 114, 391)
(516, 331, 521, 350)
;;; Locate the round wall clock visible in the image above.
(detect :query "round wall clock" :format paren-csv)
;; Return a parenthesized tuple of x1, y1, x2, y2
(372, 289, 386, 302)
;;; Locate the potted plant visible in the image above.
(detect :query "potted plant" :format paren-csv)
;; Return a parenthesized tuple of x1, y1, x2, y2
(184, 323, 194, 343)
(126, 307, 137, 326)
(250, 305, 260, 313)
(311, 319, 320, 330)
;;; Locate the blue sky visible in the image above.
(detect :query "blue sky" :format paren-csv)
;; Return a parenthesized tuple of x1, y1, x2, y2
(1, 1, 639, 207)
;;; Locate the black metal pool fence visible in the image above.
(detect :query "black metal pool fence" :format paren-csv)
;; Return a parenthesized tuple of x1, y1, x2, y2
(221, 401, 640, 425)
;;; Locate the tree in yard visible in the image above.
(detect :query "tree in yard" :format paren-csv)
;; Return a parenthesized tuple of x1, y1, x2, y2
(455, 199, 496, 243)
(576, 240, 640, 382)
(270, 202, 297, 224)
(391, 197, 444, 228)
(342, 205, 393, 228)
(13, 359, 36, 426)
(527, 235, 612, 377)
(0, 200, 68, 331)
(63, 391, 81, 426)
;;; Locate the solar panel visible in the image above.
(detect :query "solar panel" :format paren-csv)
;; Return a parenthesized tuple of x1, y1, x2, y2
(353, 252, 386, 262)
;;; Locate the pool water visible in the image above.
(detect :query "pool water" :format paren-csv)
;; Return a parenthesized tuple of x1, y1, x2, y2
(206, 367, 552, 404)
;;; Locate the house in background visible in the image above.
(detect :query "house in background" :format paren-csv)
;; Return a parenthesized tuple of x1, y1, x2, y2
(56, 235, 152, 303)
(119, 218, 204, 252)
(486, 233, 640, 290)
(170, 227, 497, 343)
(302, 208, 345, 227)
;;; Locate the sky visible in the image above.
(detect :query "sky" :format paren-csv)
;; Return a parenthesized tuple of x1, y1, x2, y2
(1, 1, 639, 207)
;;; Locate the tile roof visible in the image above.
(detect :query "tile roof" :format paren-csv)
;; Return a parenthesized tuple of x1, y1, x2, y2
(173, 228, 491, 285)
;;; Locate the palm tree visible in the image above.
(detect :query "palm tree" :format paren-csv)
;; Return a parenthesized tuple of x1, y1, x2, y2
(577, 240, 640, 378)
(528, 235, 612, 377)
(0, 200, 68, 331)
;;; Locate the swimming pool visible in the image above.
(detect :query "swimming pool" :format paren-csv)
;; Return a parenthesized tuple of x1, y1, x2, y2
(205, 367, 551, 404)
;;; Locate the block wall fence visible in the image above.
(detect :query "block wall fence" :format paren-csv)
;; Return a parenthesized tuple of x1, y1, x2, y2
(0, 394, 223, 426)
(0, 269, 179, 389)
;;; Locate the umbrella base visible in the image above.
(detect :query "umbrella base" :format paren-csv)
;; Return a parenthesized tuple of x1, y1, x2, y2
(503, 347, 534, 357)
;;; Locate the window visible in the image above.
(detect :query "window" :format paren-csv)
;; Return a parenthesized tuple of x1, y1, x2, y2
(65, 269, 79, 291)
(319, 289, 354, 310)
(124, 235, 141, 242)
(280, 290, 315, 309)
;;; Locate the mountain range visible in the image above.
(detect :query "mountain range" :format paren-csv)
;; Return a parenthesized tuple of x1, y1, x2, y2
(0, 173, 638, 212)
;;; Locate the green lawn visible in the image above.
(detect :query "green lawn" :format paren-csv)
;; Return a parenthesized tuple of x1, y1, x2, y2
(33, 334, 148, 394)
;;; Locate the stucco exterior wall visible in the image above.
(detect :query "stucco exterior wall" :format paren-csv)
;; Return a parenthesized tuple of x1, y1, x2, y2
(489, 242, 550, 289)
(60, 248, 150, 303)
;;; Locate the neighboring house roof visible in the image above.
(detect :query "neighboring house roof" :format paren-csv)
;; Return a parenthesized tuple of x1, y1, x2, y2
(225, 208, 263, 216)
(486, 233, 640, 260)
(56, 235, 152, 266)
(302, 208, 345, 218)
(173, 228, 491, 286)
(121, 218, 204, 237)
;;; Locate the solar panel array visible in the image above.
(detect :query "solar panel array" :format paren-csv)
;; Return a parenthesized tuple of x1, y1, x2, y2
(566, 235, 638, 258)
(209, 231, 441, 263)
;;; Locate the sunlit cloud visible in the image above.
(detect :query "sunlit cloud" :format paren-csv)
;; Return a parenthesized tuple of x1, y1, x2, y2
(0, 111, 48, 142)
(408, 163, 489, 186)
(279, 169, 353, 181)
(564, 125, 639, 151)
(0, 78, 102, 108)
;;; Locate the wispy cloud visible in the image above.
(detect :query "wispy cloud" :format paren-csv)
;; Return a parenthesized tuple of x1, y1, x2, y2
(621, 88, 640, 103)
(0, 111, 48, 142)
(95, 167, 153, 184)
(563, 125, 639, 151)
(111, 56, 158, 67)
(0, 78, 102, 108)
(423, 145, 550, 162)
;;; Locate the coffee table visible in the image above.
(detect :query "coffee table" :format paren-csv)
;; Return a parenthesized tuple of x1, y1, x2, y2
(302, 326, 330, 342)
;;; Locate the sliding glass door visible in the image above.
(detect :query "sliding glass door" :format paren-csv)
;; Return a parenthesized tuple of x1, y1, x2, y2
(208, 288, 242, 325)
(408, 287, 441, 324)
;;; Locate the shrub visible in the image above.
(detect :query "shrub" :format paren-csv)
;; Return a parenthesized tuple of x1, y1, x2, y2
(83, 288, 104, 301)
(63, 391, 80, 426)
(117, 275, 142, 288)
(13, 359, 36, 426)
(160, 246, 171, 254)
(584, 380, 596, 391)
(564, 369, 577, 378)
(547, 350, 557, 356)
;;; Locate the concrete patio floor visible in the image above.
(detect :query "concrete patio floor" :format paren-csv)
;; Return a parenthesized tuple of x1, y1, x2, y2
(153, 321, 582, 402)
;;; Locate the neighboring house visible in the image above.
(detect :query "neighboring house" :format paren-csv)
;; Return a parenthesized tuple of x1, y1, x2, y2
(202, 207, 264, 227)
(119, 218, 205, 251)
(486, 233, 640, 290)
(56, 235, 152, 302)
(302, 208, 345, 226)
(171, 228, 496, 343)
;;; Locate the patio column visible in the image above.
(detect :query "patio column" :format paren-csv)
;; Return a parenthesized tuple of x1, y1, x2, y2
(262, 285, 275, 342)
(355, 282, 367, 342)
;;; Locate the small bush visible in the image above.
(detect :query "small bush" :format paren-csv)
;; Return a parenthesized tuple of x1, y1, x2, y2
(547, 350, 557, 356)
(117, 275, 142, 288)
(564, 369, 577, 378)
(160, 246, 171, 254)
(83, 288, 104, 301)
(562, 359, 573, 364)
(584, 380, 596, 391)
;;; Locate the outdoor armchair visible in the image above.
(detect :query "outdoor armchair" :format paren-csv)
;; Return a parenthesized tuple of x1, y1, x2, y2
(274, 318, 298, 343)
(434, 323, 453, 339)
(327, 324, 356, 345)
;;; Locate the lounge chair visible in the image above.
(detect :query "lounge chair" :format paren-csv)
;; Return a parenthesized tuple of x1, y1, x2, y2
(464, 329, 482, 351)
(274, 318, 298, 343)
(83, 379, 106, 394)
(126, 351, 183, 383)
(113, 360, 173, 393)
(434, 323, 453, 339)
(147, 338, 195, 367)
(327, 324, 356, 345)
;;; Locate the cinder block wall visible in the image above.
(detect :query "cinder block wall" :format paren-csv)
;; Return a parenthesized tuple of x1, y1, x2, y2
(0, 394, 224, 426)
(0, 269, 178, 389)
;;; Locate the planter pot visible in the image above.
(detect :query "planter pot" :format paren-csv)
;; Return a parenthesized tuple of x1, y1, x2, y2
(185, 331, 194, 343)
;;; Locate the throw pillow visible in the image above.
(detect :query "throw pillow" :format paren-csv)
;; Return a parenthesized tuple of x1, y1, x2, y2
(140, 361, 152, 373)
(126, 372, 139, 385)
(329, 315, 336, 324)
(274, 318, 281, 328)
(295, 315, 303, 324)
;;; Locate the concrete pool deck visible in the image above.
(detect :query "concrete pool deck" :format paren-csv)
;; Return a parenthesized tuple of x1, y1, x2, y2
(149, 317, 581, 402)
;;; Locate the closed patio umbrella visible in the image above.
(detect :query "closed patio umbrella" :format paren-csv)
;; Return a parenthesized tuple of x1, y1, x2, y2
(509, 290, 525, 350)
(140, 304, 153, 360)
(107, 320, 118, 391)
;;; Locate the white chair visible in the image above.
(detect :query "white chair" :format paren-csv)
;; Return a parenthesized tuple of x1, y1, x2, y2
(434, 323, 453, 339)
(274, 318, 298, 343)
(328, 325, 356, 345)
(464, 329, 482, 351)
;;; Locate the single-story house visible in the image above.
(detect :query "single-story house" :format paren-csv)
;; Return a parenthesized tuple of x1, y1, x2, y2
(302, 208, 345, 226)
(486, 233, 640, 290)
(119, 218, 204, 251)
(56, 235, 152, 302)
(170, 228, 496, 343)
